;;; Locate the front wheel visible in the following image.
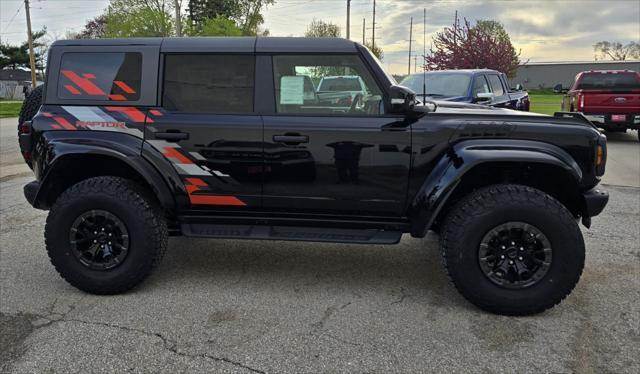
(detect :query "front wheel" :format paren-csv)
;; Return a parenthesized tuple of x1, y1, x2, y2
(45, 177, 168, 294)
(441, 184, 585, 315)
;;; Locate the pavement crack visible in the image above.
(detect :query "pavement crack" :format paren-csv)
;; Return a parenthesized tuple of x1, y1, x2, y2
(390, 287, 414, 305)
(29, 316, 266, 374)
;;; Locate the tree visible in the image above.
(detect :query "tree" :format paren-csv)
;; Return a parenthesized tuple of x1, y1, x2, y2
(185, 15, 243, 36)
(425, 18, 521, 78)
(72, 15, 108, 39)
(593, 41, 640, 61)
(304, 18, 340, 37)
(364, 41, 383, 60)
(187, 0, 274, 35)
(0, 28, 47, 70)
(104, 0, 174, 38)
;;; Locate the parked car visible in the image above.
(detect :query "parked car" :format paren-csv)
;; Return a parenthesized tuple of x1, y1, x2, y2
(316, 75, 368, 106)
(18, 37, 608, 316)
(400, 69, 530, 111)
(561, 70, 640, 140)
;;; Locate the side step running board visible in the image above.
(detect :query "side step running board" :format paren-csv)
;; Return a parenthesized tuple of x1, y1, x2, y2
(181, 224, 402, 244)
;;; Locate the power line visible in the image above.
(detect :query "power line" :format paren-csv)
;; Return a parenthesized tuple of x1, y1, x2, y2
(2, 2, 24, 34)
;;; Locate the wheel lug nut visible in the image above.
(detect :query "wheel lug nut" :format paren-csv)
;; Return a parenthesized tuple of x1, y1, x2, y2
(511, 242, 515, 245)
(101, 228, 105, 231)
(519, 247, 524, 251)
(500, 255, 505, 259)
(108, 242, 111, 245)
(94, 231, 97, 235)
(108, 233, 112, 236)
(509, 260, 514, 265)
(100, 245, 104, 248)
(93, 240, 97, 243)
(501, 246, 506, 249)
(518, 256, 523, 261)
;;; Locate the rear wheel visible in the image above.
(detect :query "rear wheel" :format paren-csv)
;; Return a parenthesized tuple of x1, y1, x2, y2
(45, 177, 168, 294)
(441, 184, 584, 315)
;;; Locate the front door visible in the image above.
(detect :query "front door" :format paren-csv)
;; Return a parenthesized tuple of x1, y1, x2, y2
(145, 53, 262, 210)
(262, 54, 411, 216)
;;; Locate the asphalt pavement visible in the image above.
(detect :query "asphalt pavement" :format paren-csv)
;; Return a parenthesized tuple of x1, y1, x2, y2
(1, 117, 639, 373)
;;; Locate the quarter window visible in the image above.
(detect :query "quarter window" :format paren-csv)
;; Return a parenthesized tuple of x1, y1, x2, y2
(272, 55, 383, 116)
(163, 54, 254, 113)
(57, 52, 142, 101)
(487, 75, 505, 96)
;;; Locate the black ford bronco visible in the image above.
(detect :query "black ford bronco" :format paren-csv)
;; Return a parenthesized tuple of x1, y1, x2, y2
(18, 37, 609, 315)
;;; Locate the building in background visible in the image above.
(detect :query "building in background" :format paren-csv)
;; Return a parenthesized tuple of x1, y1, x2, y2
(514, 60, 640, 89)
(0, 69, 42, 100)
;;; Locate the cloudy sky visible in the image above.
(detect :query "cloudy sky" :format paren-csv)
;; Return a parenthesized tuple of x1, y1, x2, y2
(1, 0, 639, 74)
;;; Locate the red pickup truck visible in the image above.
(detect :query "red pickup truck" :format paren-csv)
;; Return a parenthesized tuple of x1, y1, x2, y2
(562, 70, 640, 140)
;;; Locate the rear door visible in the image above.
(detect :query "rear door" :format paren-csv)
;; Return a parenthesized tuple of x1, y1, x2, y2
(261, 54, 411, 216)
(144, 53, 263, 210)
(486, 74, 511, 108)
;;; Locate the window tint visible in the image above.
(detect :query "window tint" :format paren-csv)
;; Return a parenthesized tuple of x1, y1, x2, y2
(487, 75, 504, 96)
(163, 54, 254, 113)
(272, 55, 383, 116)
(577, 73, 640, 90)
(58, 52, 142, 101)
(472, 76, 491, 96)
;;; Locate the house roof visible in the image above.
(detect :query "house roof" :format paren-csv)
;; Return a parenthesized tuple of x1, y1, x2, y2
(0, 69, 32, 81)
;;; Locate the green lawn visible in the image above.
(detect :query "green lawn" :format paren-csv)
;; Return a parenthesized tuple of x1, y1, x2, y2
(529, 93, 563, 116)
(0, 101, 22, 118)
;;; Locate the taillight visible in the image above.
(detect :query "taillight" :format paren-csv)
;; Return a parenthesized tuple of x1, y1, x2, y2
(18, 121, 32, 135)
(18, 121, 33, 166)
(595, 136, 607, 176)
(577, 94, 585, 112)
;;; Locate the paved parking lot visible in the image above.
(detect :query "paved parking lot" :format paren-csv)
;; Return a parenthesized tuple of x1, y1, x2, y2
(1, 117, 639, 373)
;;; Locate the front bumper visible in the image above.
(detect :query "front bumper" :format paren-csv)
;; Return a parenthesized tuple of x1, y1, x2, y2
(581, 187, 609, 227)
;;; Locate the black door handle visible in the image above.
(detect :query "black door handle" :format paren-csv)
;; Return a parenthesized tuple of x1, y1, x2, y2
(155, 131, 189, 141)
(273, 134, 309, 144)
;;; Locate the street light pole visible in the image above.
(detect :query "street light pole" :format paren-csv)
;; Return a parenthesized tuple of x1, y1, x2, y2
(346, 0, 351, 39)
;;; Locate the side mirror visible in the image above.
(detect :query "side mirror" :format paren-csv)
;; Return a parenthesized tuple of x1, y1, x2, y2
(475, 92, 493, 102)
(514, 83, 523, 91)
(388, 85, 416, 114)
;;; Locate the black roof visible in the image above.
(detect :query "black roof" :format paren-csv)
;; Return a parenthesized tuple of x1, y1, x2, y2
(51, 37, 358, 53)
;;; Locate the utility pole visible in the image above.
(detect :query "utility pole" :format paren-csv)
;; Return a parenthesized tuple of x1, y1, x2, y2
(423, 8, 426, 72)
(408, 17, 413, 75)
(362, 18, 365, 44)
(413, 55, 418, 72)
(174, 0, 182, 37)
(346, 0, 351, 40)
(372, 0, 376, 48)
(24, 0, 37, 89)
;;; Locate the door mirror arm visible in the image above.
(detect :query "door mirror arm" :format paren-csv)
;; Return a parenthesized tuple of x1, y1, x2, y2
(388, 85, 416, 114)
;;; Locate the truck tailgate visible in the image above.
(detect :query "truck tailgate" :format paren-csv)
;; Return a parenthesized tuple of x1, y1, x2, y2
(582, 91, 640, 114)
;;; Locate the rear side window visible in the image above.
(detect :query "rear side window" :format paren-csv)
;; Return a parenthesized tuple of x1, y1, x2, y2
(487, 75, 504, 96)
(162, 54, 254, 113)
(57, 52, 142, 101)
(577, 73, 640, 90)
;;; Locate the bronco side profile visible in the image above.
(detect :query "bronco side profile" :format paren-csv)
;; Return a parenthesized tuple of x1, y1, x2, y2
(18, 37, 609, 315)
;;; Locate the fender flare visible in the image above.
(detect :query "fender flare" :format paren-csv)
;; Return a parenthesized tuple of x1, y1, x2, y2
(32, 132, 177, 211)
(408, 139, 583, 237)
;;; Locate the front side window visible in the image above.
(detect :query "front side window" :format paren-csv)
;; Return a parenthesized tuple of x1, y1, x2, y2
(487, 75, 505, 96)
(57, 52, 142, 101)
(163, 54, 254, 113)
(272, 55, 383, 116)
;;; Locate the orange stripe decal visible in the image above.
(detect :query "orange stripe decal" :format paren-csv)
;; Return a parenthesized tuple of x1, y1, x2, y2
(189, 195, 247, 206)
(61, 70, 105, 96)
(64, 85, 81, 95)
(54, 117, 76, 130)
(163, 147, 193, 164)
(105, 106, 151, 123)
(149, 109, 163, 116)
(113, 80, 136, 94)
(185, 177, 207, 186)
(108, 94, 127, 101)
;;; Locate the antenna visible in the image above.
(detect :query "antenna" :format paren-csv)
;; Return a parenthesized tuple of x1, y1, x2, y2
(422, 8, 426, 102)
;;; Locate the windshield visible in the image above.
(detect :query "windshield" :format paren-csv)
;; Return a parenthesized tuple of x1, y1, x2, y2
(400, 73, 472, 98)
(318, 77, 362, 91)
(577, 73, 640, 90)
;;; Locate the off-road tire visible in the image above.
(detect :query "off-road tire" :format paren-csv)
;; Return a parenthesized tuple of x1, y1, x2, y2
(18, 85, 43, 125)
(441, 184, 585, 315)
(45, 176, 168, 294)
